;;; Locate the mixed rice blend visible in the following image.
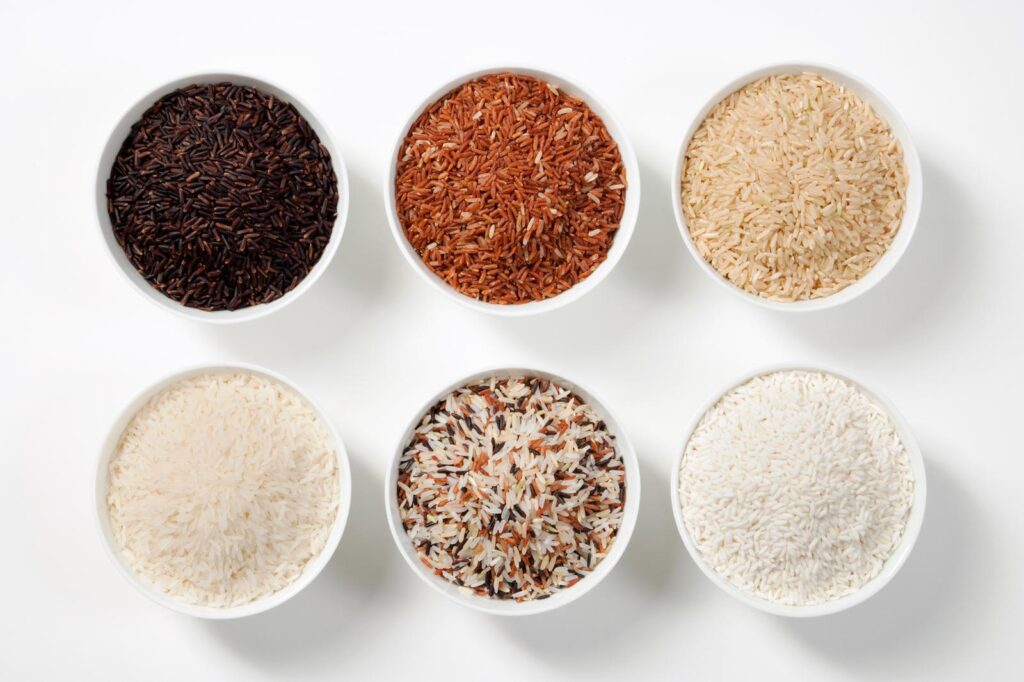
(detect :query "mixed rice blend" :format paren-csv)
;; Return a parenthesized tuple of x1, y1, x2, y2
(397, 376, 626, 600)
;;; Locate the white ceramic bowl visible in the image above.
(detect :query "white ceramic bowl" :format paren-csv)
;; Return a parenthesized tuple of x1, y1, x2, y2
(94, 363, 352, 619)
(95, 72, 349, 323)
(385, 367, 641, 615)
(384, 65, 641, 316)
(670, 364, 927, 617)
(671, 62, 923, 312)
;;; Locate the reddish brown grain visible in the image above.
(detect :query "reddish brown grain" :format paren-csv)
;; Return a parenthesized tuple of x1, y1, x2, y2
(395, 73, 626, 304)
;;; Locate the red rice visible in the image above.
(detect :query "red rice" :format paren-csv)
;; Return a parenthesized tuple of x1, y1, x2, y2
(395, 73, 627, 304)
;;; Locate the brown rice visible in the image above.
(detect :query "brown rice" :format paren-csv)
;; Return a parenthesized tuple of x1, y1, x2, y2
(681, 72, 908, 301)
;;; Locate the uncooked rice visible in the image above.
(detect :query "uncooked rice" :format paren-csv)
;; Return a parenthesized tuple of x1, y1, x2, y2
(106, 372, 339, 608)
(395, 73, 627, 304)
(681, 72, 908, 301)
(397, 376, 626, 600)
(679, 370, 914, 606)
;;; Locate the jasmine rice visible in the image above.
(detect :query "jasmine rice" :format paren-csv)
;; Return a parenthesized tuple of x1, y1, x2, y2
(106, 372, 340, 608)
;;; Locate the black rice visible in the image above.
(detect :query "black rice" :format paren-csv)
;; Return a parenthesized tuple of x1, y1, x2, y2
(106, 82, 338, 311)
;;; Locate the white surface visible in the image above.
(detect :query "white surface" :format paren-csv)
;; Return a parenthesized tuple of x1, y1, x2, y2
(1, 1, 1021, 679)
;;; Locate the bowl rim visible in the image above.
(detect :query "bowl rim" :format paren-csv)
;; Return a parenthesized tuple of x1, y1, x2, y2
(670, 61, 924, 312)
(383, 365, 642, 615)
(93, 361, 353, 619)
(669, 362, 927, 617)
(382, 63, 641, 317)
(95, 70, 350, 324)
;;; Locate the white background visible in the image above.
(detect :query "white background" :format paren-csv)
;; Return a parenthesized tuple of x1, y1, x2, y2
(2, 1, 1021, 679)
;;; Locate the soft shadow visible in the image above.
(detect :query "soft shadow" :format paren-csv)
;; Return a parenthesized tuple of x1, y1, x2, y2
(202, 455, 393, 671)
(619, 451, 701, 600)
(327, 453, 395, 599)
(488, 456, 698, 674)
(199, 166, 397, 363)
(773, 155, 973, 350)
(613, 156, 697, 299)
(781, 457, 990, 676)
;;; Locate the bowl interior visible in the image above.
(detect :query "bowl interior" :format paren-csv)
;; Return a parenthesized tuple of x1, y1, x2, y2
(94, 363, 352, 619)
(384, 66, 641, 316)
(671, 62, 923, 312)
(385, 367, 641, 615)
(95, 73, 349, 323)
(670, 364, 927, 617)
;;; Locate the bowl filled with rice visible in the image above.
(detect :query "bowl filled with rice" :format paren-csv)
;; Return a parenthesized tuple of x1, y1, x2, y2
(95, 363, 352, 618)
(385, 65, 641, 316)
(671, 364, 927, 617)
(672, 63, 922, 311)
(385, 368, 641, 615)
(96, 72, 349, 323)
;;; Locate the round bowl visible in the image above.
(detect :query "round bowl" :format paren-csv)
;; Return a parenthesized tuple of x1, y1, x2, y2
(384, 65, 641, 316)
(385, 366, 641, 615)
(670, 363, 927, 617)
(94, 362, 353, 619)
(671, 62, 923, 312)
(95, 72, 350, 323)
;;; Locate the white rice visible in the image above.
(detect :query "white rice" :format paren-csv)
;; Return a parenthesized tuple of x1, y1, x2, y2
(679, 370, 914, 606)
(106, 372, 339, 608)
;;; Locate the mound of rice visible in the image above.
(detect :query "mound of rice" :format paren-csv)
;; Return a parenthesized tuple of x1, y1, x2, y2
(679, 370, 914, 606)
(397, 375, 625, 601)
(681, 72, 908, 301)
(106, 372, 339, 608)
